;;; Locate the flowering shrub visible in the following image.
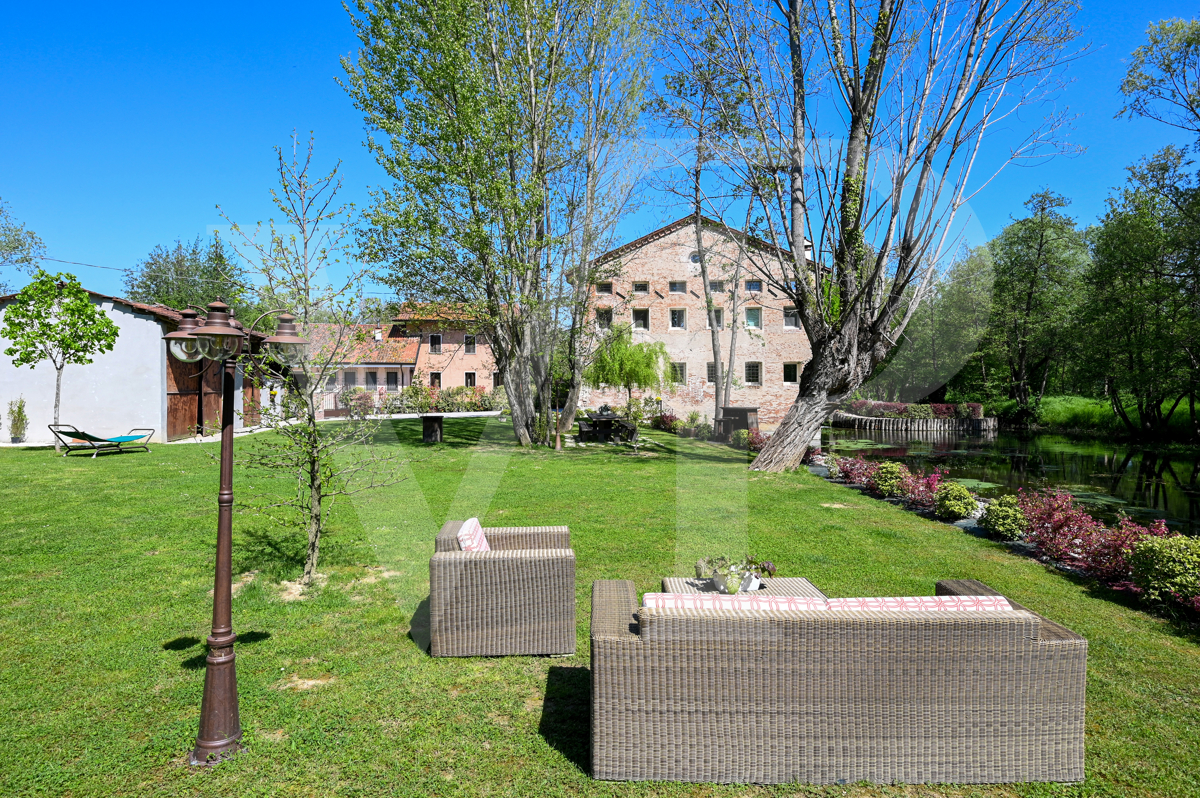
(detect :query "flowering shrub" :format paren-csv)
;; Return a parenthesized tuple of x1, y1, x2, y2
(934, 481, 976, 520)
(747, 429, 770, 452)
(653, 413, 679, 433)
(828, 455, 879, 484)
(1017, 490, 1173, 580)
(899, 467, 946, 509)
(844, 400, 985, 420)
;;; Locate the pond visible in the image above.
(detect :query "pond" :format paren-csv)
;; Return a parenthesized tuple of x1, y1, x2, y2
(823, 427, 1200, 534)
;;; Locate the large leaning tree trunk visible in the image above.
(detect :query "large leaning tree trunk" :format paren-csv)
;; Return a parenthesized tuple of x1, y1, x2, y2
(685, 0, 1084, 471)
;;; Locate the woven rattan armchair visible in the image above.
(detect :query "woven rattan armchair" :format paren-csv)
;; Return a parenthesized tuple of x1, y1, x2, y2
(429, 520, 576, 657)
(591, 578, 1086, 785)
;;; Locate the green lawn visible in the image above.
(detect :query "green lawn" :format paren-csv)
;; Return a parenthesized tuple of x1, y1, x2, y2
(1, 418, 1198, 797)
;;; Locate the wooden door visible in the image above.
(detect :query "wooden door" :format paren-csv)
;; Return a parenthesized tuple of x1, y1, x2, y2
(166, 354, 204, 440)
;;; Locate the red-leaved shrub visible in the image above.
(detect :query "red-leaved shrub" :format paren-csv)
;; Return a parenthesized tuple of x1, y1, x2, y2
(747, 429, 770, 452)
(929, 403, 957, 419)
(830, 455, 879, 484)
(900, 467, 947, 509)
(1081, 516, 1173, 581)
(652, 413, 678, 432)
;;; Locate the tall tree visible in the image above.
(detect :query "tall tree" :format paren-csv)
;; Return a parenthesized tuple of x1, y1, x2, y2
(584, 323, 670, 405)
(222, 137, 408, 587)
(985, 191, 1088, 417)
(1, 270, 119, 451)
(1118, 18, 1200, 138)
(0, 197, 46, 293)
(343, 0, 647, 447)
(1081, 182, 1197, 438)
(123, 236, 255, 320)
(663, 0, 1083, 470)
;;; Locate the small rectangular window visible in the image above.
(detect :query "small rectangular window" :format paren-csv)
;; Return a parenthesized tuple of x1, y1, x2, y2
(365, 371, 378, 389)
(671, 362, 687, 383)
(343, 371, 357, 388)
(429, 334, 442, 354)
(745, 279, 762, 292)
(669, 280, 686, 293)
(632, 308, 649, 330)
(430, 372, 441, 388)
(783, 363, 798, 383)
(464, 372, 476, 387)
(386, 372, 399, 391)
(493, 371, 503, 387)
(708, 280, 724, 293)
(783, 306, 800, 328)
(706, 362, 717, 383)
(669, 308, 686, 329)
(596, 282, 613, 294)
(633, 281, 649, 294)
(465, 334, 476, 354)
(596, 308, 613, 329)
(745, 361, 761, 384)
(707, 308, 724, 329)
(744, 307, 761, 329)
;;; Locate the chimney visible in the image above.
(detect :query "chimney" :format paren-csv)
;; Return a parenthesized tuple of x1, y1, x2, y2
(374, 327, 383, 342)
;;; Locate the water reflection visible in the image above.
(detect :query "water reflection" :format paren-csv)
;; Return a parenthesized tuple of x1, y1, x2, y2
(824, 427, 1200, 534)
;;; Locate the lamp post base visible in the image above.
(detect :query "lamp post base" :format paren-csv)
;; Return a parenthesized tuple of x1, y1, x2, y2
(190, 736, 242, 767)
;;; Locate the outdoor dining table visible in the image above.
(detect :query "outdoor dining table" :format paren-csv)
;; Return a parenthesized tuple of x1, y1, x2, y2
(585, 413, 625, 442)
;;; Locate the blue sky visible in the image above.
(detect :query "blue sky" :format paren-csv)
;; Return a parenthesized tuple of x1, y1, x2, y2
(1, 0, 1197, 297)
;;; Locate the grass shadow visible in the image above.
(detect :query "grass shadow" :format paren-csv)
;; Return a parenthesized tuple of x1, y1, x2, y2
(163, 636, 199, 651)
(538, 665, 591, 775)
(178, 630, 271, 670)
(408, 596, 431, 654)
(235, 525, 306, 580)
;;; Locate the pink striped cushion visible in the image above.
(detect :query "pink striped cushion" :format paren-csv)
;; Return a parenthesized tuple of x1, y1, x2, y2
(826, 595, 1013, 611)
(642, 593, 828, 612)
(456, 518, 490, 552)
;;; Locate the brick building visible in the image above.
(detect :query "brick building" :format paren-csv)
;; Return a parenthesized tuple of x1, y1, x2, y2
(315, 307, 499, 416)
(580, 217, 811, 429)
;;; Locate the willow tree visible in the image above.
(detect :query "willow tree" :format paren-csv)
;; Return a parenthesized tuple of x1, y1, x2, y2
(584, 323, 670, 405)
(342, 0, 647, 446)
(667, 0, 1084, 470)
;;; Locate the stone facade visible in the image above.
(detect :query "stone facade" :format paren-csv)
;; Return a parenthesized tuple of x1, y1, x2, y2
(580, 218, 810, 429)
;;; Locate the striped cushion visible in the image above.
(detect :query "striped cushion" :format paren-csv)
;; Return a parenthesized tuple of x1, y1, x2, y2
(642, 593, 828, 612)
(826, 595, 1013, 611)
(456, 518, 490, 552)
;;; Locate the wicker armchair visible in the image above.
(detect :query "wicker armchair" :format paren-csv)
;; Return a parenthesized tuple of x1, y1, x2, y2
(591, 578, 1086, 785)
(429, 520, 576, 657)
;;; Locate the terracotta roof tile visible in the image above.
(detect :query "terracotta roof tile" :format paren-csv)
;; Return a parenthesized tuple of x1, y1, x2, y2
(306, 324, 420, 365)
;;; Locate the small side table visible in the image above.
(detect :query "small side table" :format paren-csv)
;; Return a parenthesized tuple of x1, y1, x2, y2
(662, 576, 827, 600)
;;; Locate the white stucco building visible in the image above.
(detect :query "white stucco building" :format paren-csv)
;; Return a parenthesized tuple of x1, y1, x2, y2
(0, 291, 257, 445)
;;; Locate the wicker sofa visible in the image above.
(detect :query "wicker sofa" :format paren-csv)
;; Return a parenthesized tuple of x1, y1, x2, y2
(591, 578, 1086, 784)
(429, 520, 576, 657)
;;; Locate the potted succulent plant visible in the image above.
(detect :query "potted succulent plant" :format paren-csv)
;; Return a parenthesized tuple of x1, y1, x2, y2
(695, 554, 778, 594)
(8, 397, 28, 443)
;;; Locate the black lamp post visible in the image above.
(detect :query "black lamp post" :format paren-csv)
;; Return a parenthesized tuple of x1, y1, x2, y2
(164, 301, 307, 766)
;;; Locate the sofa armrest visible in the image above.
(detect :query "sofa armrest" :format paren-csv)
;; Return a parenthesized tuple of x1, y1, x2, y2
(429, 548, 576, 656)
(435, 520, 464, 552)
(591, 580, 640, 641)
(936, 578, 1086, 643)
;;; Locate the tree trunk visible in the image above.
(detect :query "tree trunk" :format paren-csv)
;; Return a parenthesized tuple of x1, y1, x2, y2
(53, 365, 63, 453)
(302, 447, 322, 585)
(750, 391, 833, 472)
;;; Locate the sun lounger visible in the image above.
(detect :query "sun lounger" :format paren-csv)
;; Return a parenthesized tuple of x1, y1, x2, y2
(48, 425, 154, 458)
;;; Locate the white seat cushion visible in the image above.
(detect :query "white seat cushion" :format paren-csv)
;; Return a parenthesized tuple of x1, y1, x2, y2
(456, 518, 490, 552)
(826, 595, 1013, 611)
(642, 593, 828, 611)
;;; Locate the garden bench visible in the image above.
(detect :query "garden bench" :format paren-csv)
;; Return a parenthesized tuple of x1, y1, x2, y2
(576, 420, 593, 442)
(615, 420, 638, 442)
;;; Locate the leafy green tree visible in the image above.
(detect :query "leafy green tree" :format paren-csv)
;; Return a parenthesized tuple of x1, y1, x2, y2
(1118, 18, 1200, 137)
(1081, 177, 1199, 438)
(0, 197, 46, 293)
(342, 0, 647, 448)
(584, 324, 670, 406)
(123, 235, 255, 320)
(2, 270, 119, 450)
(984, 191, 1089, 418)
